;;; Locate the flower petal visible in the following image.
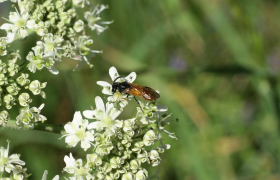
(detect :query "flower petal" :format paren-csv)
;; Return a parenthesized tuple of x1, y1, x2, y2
(0, 23, 13, 31)
(6, 32, 15, 43)
(18, 28, 28, 38)
(9, 12, 19, 23)
(65, 135, 80, 147)
(81, 140, 91, 151)
(125, 72, 136, 83)
(109, 66, 119, 81)
(88, 121, 102, 130)
(97, 81, 111, 87)
(85, 130, 95, 141)
(83, 110, 96, 119)
(72, 111, 83, 126)
(95, 96, 105, 113)
(114, 120, 123, 128)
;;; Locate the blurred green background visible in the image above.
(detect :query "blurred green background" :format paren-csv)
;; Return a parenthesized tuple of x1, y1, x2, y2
(1, 0, 280, 179)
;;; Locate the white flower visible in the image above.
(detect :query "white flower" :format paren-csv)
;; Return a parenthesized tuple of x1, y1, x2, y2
(72, 0, 89, 8)
(63, 153, 94, 180)
(16, 104, 47, 128)
(97, 66, 136, 109)
(0, 142, 25, 174)
(83, 96, 123, 133)
(73, 35, 102, 71)
(62, 111, 95, 151)
(149, 150, 161, 167)
(84, 5, 113, 35)
(26, 43, 58, 74)
(42, 33, 63, 57)
(42, 170, 59, 180)
(0, 11, 35, 43)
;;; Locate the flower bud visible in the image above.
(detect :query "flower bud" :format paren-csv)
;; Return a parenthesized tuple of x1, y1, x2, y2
(19, 93, 32, 106)
(143, 130, 156, 146)
(16, 73, 30, 86)
(29, 80, 47, 98)
(7, 62, 19, 77)
(110, 156, 124, 169)
(3, 94, 15, 109)
(0, 74, 8, 85)
(0, 110, 9, 126)
(122, 172, 134, 180)
(6, 83, 20, 96)
(74, 20, 84, 33)
(0, 60, 7, 73)
(150, 150, 161, 167)
(135, 169, 148, 180)
(86, 153, 102, 168)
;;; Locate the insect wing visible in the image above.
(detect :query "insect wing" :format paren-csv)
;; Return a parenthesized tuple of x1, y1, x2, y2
(127, 83, 160, 101)
(142, 86, 160, 100)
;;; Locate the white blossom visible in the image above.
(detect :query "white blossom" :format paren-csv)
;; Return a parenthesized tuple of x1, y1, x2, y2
(63, 153, 94, 180)
(0, 142, 25, 174)
(83, 96, 123, 134)
(62, 111, 95, 151)
(0, 11, 35, 43)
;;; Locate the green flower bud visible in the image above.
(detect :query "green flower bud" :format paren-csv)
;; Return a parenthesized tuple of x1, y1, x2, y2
(72, 0, 86, 8)
(19, 93, 32, 106)
(131, 141, 144, 153)
(47, 12, 58, 25)
(55, 0, 66, 12)
(143, 130, 156, 146)
(74, 20, 84, 33)
(7, 62, 19, 77)
(122, 172, 134, 180)
(130, 159, 140, 173)
(67, 9, 76, 18)
(8, 50, 21, 64)
(99, 162, 112, 174)
(0, 110, 9, 126)
(3, 94, 15, 109)
(6, 83, 20, 96)
(16, 104, 47, 128)
(110, 156, 124, 169)
(18, 0, 35, 12)
(150, 150, 160, 167)
(135, 169, 148, 180)
(106, 171, 120, 180)
(86, 153, 102, 168)
(0, 74, 8, 85)
(0, 38, 7, 56)
(123, 118, 135, 136)
(29, 80, 47, 98)
(43, 0, 54, 11)
(0, 60, 7, 74)
(137, 150, 149, 164)
(16, 73, 30, 86)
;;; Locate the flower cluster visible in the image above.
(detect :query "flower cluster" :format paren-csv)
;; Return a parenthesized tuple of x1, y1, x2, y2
(0, 142, 29, 180)
(62, 67, 178, 180)
(0, 142, 59, 180)
(0, 50, 46, 128)
(0, 1, 111, 74)
(0, 0, 111, 128)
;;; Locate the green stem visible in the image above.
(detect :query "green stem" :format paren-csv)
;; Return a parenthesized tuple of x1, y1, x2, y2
(2, 120, 64, 134)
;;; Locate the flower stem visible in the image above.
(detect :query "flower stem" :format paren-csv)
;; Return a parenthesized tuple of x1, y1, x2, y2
(2, 120, 64, 134)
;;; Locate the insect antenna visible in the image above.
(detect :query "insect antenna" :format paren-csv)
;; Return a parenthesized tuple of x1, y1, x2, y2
(113, 76, 125, 83)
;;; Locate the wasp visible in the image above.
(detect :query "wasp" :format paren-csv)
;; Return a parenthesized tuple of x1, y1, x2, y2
(112, 76, 160, 111)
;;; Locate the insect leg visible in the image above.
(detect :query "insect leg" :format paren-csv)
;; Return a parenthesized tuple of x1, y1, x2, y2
(134, 96, 144, 112)
(124, 94, 129, 101)
(112, 92, 120, 103)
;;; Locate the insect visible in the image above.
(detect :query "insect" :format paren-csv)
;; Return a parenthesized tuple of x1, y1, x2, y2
(111, 76, 160, 110)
